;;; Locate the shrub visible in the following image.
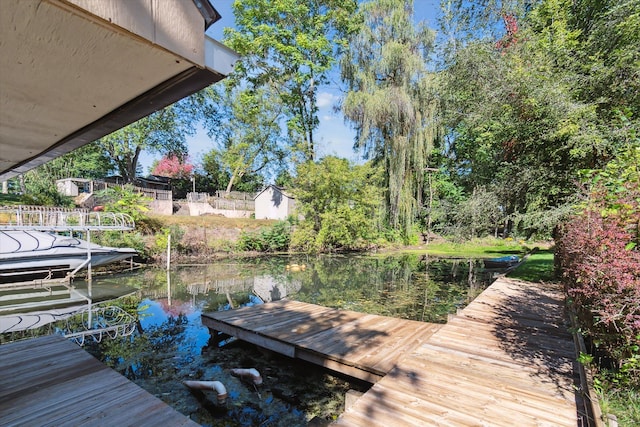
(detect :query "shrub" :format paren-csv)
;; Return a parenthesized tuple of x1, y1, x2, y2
(316, 205, 375, 251)
(94, 231, 146, 258)
(236, 220, 291, 252)
(289, 222, 319, 253)
(96, 185, 152, 223)
(556, 181, 640, 384)
(152, 225, 184, 256)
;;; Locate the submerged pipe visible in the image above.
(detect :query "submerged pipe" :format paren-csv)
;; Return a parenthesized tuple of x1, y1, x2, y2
(231, 368, 262, 385)
(183, 380, 228, 404)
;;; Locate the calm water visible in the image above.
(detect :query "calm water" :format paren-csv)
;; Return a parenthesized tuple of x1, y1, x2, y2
(8, 254, 496, 426)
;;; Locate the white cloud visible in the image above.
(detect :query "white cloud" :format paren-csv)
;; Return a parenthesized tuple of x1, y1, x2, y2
(316, 91, 338, 108)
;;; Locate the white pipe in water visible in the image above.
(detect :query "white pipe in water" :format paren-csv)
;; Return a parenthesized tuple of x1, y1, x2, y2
(183, 380, 228, 404)
(231, 368, 262, 385)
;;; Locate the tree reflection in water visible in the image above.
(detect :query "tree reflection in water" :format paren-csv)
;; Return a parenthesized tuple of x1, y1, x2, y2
(12, 254, 493, 426)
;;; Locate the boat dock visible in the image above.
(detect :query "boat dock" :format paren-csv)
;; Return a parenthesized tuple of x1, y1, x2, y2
(203, 278, 591, 426)
(0, 335, 198, 427)
(202, 300, 442, 383)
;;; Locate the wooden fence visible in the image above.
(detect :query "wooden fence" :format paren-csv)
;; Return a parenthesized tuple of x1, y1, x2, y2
(187, 192, 255, 211)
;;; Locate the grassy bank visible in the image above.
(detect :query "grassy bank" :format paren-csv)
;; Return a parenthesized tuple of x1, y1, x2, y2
(382, 237, 542, 259)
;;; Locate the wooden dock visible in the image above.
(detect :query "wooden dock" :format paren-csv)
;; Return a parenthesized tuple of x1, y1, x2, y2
(0, 335, 198, 427)
(202, 278, 587, 426)
(333, 277, 586, 426)
(202, 300, 442, 383)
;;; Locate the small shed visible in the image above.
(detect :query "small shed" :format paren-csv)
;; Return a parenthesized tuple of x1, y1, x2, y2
(56, 178, 93, 197)
(254, 185, 295, 220)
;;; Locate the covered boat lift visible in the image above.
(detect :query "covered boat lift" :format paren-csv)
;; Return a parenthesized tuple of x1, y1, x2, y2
(0, 0, 238, 181)
(0, 0, 237, 356)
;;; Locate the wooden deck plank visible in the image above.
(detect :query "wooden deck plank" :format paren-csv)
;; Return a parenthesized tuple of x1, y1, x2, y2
(351, 322, 440, 373)
(334, 278, 582, 426)
(393, 355, 577, 422)
(203, 301, 441, 381)
(202, 277, 582, 426)
(0, 335, 199, 427)
(410, 343, 576, 397)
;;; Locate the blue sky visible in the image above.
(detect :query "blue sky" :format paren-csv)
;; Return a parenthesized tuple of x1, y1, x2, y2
(139, 0, 441, 175)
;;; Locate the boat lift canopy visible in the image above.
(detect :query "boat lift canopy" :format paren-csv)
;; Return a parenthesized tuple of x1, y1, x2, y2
(0, 0, 238, 181)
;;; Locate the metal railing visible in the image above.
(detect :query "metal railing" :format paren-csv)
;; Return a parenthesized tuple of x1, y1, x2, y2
(63, 305, 137, 346)
(0, 206, 135, 231)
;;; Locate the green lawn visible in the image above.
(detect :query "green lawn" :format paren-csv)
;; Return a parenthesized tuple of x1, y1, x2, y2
(423, 237, 530, 258)
(508, 250, 556, 282)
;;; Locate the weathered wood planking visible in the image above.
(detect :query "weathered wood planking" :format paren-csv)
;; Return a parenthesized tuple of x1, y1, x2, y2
(0, 335, 198, 427)
(333, 278, 584, 426)
(202, 300, 442, 383)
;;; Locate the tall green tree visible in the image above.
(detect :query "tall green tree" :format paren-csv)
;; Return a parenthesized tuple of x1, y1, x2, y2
(340, 0, 438, 236)
(292, 156, 383, 251)
(213, 84, 286, 193)
(438, 0, 633, 237)
(224, 0, 358, 162)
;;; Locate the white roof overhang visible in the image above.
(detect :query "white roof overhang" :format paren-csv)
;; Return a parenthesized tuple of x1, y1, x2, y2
(0, 0, 238, 181)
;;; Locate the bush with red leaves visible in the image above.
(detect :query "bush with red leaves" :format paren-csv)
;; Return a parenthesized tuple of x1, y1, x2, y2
(556, 181, 640, 374)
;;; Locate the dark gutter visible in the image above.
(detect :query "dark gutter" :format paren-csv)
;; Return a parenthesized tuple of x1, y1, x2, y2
(193, 0, 222, 30)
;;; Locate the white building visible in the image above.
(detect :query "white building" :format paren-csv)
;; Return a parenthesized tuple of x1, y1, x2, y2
(254, 185, 295, 220)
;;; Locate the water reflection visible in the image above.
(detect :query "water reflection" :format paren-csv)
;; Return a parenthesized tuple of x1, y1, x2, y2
(136, 254, 491, 327)
(4, 254, 495, 425)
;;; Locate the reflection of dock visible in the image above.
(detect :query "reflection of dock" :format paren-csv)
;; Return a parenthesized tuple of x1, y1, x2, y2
(202, 300, 441, 383)
(0, 335, 198, 426)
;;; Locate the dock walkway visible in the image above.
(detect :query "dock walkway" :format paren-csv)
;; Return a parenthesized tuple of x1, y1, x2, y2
(203, 278, 588, 426)
(333, 278, 586, 426)
(202, 300, 442, 383)
(0, 335, 198, 427)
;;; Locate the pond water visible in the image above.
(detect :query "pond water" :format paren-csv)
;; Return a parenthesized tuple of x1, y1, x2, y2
(6, 253, 497, 426)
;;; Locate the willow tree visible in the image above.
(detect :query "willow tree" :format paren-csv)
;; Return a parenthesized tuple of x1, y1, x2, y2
(340, 0, 438, 236)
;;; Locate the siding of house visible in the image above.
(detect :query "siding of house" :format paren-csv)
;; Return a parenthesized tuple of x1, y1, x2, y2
(254, 186, 294, 220)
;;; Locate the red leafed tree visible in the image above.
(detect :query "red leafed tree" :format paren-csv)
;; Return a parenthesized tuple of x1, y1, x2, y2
(152, 155, 194, 179)
(496, 14, 519, 50)
(556, 180, 640, 374)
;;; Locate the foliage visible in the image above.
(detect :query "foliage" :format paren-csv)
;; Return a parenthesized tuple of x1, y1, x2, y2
(208, 84, 286, 192)
(236, 220, 292, 252)
(93, 230, 147, 258)
(12, 144, 111, 206)
(200, 148, 263, 193)
(95, 184, 152, 223)
(225, 0, 358, 162)
(555, 179, 640, 384)
(292, 156, 386, 251)
(452, 187, 504, 239)
(341, 0, 438, 235)
(18, 181, 73, 207)
(289, 221, 320, 253)
(438, 0, 638, 239)
(151, 225, 185, 257)
(95, 91, 213, 182)
(151, 155, 194, 179)
(597, 386, 640, 427)
(0, 193, 22, 206)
